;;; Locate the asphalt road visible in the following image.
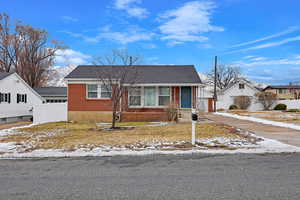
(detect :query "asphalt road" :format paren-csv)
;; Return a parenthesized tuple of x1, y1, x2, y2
(0, 153, 300, 200)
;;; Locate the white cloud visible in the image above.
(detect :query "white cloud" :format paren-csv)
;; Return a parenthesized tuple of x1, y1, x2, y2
(62, 26, 154, 45)
(158, 1, 224, 45)
(227, 35, 300, 54)
(114, 0, 148, 18)
(230, 26, 299, 48)
(61, 16, 78, 22)
(236, 57, 300, 67)
(55, 49, 91, 66)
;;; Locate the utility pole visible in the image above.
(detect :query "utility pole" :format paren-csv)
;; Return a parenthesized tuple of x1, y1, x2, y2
(213, 56, 217, 112)
(129, 56, 133, 66)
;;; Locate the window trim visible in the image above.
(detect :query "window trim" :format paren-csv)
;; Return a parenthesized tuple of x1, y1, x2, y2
(86, 84, 112, 100)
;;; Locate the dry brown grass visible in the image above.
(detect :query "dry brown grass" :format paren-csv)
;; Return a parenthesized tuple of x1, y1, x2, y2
(0, 121, 242, 151)
(0, 121, 31, 130)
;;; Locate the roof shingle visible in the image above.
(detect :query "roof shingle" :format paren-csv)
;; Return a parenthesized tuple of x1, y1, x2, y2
(65, 65, 202, 84)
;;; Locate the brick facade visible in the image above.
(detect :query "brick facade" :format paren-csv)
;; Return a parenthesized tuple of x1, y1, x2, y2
(68, 84, 197, 122)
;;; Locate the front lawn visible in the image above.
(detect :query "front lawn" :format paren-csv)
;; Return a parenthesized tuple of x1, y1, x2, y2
(1, 121, 242, 152)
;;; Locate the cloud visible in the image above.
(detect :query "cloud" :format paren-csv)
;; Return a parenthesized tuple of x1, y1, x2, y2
(114, 0, 148, 18)
(61, 16, 78, 22)
(158, 1, 224, 45)
(230, 26, 299, 48)
(61, 26, 155, 44)
(235, 57, 300, 67)
(226, 35, 300, 54)
(55, 49, 91, 66)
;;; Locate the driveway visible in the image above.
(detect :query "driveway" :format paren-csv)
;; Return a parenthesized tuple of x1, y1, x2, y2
(0, 154, 300, 200)
(205, 113, 300, 147)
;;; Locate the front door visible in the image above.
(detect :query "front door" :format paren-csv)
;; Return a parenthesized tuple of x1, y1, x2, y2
(181, 86, 192, 108)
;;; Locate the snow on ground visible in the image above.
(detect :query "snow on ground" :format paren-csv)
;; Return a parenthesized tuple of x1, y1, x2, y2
(0, 124, 35, 137)
(0, 136, 299, 158)
(216, 112, 300, 131)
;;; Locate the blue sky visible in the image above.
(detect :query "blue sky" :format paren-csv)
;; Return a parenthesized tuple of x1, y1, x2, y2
(2, 0, 300, 84)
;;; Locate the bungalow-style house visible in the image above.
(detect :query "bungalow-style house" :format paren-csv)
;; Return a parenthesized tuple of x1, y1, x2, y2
(263, 85, 300, 100)
(0, 72, 44, 124)
(64, 65, 202, 122)
(216, 78, 263, 111)
(34, 87, 67, 103)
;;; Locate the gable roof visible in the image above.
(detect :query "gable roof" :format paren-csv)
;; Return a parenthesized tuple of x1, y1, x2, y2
(65, 65, 202, 85)
(34, 87, 67, 97)
(264, 85, 300, 90)
(219, 78, 261, 94)
(0, 72, 13, 80)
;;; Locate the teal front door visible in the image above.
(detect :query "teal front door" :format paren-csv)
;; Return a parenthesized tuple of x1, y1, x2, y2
(181, 86, 192, 108)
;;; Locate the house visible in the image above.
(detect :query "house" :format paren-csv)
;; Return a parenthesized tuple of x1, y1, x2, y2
(0, 72, 44, 124)
(263, 85, 300, 100)
(34, 87, 67, 103)
(64, 65, 202, 122)
(215, 78, 263, 111)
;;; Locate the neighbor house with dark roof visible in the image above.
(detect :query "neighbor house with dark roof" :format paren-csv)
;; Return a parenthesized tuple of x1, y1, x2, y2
(34, 87, 67, 103)
(0, 72, 44, 124)
(64, 65, 202, 122)
(263, 85, 300, 100)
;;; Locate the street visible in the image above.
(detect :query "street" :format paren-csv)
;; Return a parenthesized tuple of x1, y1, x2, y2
(0, 153, 300, 200)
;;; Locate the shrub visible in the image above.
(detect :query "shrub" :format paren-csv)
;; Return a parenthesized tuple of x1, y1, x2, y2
(286, 109, 300, 112)
(255, 92, 277, 110)
(229, 105, 238, 110)
(274, 104, 287, 110)
(164, 103, 178, 122)
(234, 96, 251, 110)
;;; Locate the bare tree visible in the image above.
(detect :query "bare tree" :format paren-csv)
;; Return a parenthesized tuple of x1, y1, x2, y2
(234, 96, 251, 110)
(255, 92, 277, 110)
(93, 49, 142, 129)
(207, 64, 241, 89)
(0, 13, 66, 87)
(0, 13, 15, 72)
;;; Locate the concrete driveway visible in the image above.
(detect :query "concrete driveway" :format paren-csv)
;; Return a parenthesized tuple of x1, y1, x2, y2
(205, 113, 300, 147)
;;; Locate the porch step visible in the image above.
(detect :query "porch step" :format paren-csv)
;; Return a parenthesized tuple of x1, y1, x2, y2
(178, 110, 192, 122)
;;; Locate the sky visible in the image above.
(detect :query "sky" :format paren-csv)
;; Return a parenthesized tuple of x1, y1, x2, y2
(2, 0, 300, 84)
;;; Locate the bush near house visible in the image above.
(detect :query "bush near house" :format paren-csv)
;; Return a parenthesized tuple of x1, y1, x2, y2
(229, 105, 238, 110)
(274, 104, 287, 111)
(286, 109, 300, 112)
(234, 96, 251, 110)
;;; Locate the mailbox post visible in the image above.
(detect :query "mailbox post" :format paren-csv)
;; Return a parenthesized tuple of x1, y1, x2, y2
(191, 109, 198, 145)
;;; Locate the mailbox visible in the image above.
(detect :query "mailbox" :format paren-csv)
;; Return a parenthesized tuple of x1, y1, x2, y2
(192, 113, 198, 121)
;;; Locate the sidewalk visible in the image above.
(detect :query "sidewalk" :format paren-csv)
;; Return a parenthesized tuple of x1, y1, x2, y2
(205, 113, 300, 147)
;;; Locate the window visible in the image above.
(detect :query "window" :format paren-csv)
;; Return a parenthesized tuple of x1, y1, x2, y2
(87, 84, 98, 98)
(87, 84, 112, 99)
(101, 85, 112, 98)
(158, 87, 170, 106)
(239, 84, 245, 89)
(144, 87, 156, 106)
(129, 87, 141, 106)
(17, 94, 27, 103)
(0, 93, 11, 103)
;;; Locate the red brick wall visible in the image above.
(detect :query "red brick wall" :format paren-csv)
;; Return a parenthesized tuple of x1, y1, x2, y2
(68, 84, 113, 111)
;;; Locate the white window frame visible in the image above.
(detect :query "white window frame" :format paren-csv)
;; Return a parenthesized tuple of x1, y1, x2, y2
(158, 86, 171, 106)
(128, 86, 171, 108)
(128, 87, 142, 106)
(86, 84, 112, 99)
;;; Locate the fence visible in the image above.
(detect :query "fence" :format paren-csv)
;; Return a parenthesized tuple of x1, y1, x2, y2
(33, 103, 67, 124)
(276, 100, 300, 109)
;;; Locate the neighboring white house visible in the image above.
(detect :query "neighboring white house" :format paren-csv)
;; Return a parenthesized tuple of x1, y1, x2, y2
(34, 87, 67, 103)
(216, 79, 264, 111)
(0, 72, 44, 123)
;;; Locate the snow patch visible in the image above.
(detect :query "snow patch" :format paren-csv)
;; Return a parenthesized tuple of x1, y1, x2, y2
(216, 112, 300, 131)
